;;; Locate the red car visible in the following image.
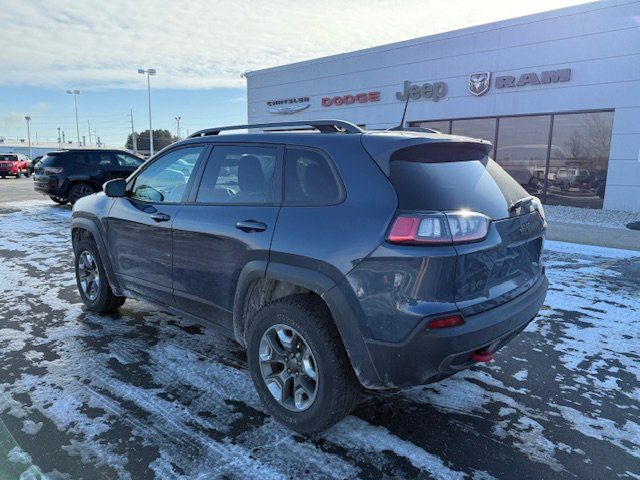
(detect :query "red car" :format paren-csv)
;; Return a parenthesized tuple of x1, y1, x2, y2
(0, 153, 30, 178)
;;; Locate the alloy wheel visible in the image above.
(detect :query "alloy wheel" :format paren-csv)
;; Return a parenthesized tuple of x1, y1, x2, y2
(72, 185, 92, 202)
(258, 324, 319, 411)
(78, 251, 100, 301)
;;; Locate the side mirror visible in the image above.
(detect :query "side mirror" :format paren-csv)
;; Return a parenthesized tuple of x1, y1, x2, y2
(104, 178, 126, 198)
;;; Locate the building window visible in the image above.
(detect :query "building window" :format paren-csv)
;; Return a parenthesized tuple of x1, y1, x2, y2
(496, 115, 552, 196)
(451, 118, 497, 147)
(546, 111, 614, 209)
(408, 110, 615, 209)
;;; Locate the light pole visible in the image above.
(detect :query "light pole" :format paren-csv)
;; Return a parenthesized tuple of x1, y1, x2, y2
(24, 116, 32, 160)
(137, 68, 156, 155)
(66, 89, 81, 147)
(175, 116, 181, 139)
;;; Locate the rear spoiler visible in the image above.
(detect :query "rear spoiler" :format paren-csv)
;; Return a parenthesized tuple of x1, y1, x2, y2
(361, 133, 493, 176)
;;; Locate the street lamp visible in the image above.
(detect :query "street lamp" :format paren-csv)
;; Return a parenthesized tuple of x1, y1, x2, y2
(24, 116, 32, 160)
(175, 116, 181, 139)
(138, 68, 156, 155)
(66, 89, 81, 147)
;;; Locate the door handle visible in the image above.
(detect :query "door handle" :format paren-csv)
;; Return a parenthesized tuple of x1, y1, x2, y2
(150, 212, 171, 222)
(235, 220, 267, 232)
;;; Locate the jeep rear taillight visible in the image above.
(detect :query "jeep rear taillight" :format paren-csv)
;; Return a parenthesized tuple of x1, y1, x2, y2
(387, 211, 489, 245)
(44, 167, 64, 175)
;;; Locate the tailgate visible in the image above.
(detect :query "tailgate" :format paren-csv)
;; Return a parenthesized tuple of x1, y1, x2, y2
(453, 211, 545, 315)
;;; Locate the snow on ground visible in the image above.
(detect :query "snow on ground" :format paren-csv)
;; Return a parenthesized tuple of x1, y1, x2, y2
(0, 201, 638, 479)
(544, 204, 640, 229)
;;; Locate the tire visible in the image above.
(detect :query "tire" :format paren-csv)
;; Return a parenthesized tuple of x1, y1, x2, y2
(24, 168, 30, 178)
(50, 196, 68, 205)
(74, 238, 126, 313)
(15, 169, 21, 178)
(247, 294, 360, 434)
(68, 183, 95, 204)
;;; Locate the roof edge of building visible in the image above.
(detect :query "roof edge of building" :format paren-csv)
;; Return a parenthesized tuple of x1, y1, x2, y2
(245, 0, 623, 78)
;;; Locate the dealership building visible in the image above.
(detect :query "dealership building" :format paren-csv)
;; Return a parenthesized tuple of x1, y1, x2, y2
(246, 0, 640, 211)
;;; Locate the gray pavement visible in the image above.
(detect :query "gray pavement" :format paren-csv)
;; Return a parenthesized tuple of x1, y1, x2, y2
(0, 176, 44, 204)
(547, 221, 640, 251)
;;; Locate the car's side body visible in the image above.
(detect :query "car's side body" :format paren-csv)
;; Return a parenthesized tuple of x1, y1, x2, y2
(71, 124, 547, 391)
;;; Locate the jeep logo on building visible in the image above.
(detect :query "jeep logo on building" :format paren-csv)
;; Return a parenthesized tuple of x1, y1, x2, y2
(396, 80, 448, 102)
(496, 68, 571, 89)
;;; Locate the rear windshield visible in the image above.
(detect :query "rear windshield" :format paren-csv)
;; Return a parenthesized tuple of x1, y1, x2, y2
(38, 153, 64, 167)
(389, 144, 528, 219)
(0, 155, 18, 161)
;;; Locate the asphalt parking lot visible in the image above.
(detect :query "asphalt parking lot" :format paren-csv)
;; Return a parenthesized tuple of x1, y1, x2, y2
(0, 185, 638, 479)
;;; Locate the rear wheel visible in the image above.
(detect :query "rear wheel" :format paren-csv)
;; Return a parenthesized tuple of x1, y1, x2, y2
(68, 183, 95, 204)
(74, 238, 126, 312)
(247, 295, 360, 433)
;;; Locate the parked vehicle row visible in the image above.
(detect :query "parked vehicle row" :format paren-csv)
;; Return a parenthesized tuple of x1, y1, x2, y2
(0, 153, 30, 178)
(70, 120, 548, 433)
(34, 149, 144, 204)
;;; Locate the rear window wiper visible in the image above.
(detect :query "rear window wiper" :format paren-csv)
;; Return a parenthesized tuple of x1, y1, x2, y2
(509, 196, 534, 213)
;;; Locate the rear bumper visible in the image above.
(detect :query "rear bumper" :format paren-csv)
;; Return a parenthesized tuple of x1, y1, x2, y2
(363, 273, 548, 388)
(33, 176, 65, 197)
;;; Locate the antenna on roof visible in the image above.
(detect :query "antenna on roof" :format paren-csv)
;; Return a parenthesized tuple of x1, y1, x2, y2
(388, 88, 411, 131)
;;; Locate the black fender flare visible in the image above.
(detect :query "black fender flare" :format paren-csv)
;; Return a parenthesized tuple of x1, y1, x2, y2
(233, 261, 383, 388)
(71, 216, 122, 295)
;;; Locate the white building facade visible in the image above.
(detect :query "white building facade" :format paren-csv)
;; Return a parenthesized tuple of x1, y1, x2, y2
(246, 0, 640, 211)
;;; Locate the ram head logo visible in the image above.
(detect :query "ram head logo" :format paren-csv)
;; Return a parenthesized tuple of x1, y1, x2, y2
(469, 72, 491, 96)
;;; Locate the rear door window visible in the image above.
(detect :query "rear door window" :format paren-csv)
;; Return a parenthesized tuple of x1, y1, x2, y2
(389, 143, 528, 219)
(95, 153, 119, 168)
(196, 145, 277, 204)
(284, 148, 342, 205)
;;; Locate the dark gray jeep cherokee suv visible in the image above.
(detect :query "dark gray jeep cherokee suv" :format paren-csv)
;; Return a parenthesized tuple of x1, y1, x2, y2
(71, 120, 548, 433)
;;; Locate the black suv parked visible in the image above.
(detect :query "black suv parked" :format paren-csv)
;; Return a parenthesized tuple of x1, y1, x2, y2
(34, 149, 144, 204)
(71, 120, 548, 433)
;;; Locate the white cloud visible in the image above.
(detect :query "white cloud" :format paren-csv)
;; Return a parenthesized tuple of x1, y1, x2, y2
(0, 0, 588, 90)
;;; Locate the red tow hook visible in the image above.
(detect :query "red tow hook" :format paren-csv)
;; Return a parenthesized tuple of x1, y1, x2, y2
(471, 350, 493, 363)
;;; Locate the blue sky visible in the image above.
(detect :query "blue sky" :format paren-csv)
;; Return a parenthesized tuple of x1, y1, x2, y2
(0, 0, 588, 147)
(1, 85, 246, 146)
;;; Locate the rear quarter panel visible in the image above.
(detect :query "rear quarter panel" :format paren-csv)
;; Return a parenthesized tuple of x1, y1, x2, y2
(269, 136, 397, 283)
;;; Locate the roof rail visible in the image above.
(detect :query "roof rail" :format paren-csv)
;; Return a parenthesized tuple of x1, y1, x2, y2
(188, 120, 363, 138)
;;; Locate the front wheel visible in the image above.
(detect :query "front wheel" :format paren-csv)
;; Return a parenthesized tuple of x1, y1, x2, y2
(15, 169, 21, 178)
(74, 239, 126, 312)
(247, 295, 360, 434)
(24, 168, 30, 178)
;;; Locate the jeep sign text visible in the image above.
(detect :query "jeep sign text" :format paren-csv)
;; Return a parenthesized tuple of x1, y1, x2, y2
(396, 80, 448, 102)
(496, 69, 571, 89)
